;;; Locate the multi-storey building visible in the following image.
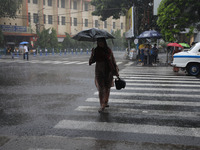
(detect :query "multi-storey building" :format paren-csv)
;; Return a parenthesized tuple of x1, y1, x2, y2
(0, 0, 126, 46)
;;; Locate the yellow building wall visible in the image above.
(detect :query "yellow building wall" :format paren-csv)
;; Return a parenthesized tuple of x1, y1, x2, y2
(1, 0, 126, 38)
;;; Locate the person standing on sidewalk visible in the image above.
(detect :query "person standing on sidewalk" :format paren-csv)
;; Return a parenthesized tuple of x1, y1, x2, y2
(23, 44, 29, 60)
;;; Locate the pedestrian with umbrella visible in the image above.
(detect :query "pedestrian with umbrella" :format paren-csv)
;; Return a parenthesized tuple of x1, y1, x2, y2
(23, 43, 29, 61)
(73, 28, 119, 113)
(167, 43, 183, 72)
(89, 38, 119, 113)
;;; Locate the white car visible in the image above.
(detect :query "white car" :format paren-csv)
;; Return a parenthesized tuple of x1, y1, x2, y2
(172, 42, 200, 76)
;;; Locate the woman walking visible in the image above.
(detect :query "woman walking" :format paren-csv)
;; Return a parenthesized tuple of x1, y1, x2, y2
(89, 38, 119, 113)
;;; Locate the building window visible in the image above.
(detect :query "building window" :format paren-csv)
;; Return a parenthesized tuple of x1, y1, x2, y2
(28, 0, 30, 3)
(85, 19, 88, 27)
(104, 21, 107, 28)
(28, 13, 31, 23)
(61, 0, 65, 8)
(84, 2, 88, 11)
(43, 0, 45, 5)
(113, 22, 115, 29)
(43, 14, 46, 24)
(74, 18, 77, 26)
(48, 0, 52, 6)
(48, 15, 52, 24)
(73, 1, 77, 10)
(33, 13, 38, 23)
(95, 20, 98, 28)
(70, 17, 72, 26)
(62, 16, 65, 25)
(57, 0, 59, 7)
(121, 23, 123, 29)
(33, 0, 38, 4)
(58, 16, 60, 25)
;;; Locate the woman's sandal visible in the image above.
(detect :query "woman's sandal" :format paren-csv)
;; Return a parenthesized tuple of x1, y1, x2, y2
(98, 107, 105, 113)
(105, 103, 109, 107)
(105, 104, 109, 107)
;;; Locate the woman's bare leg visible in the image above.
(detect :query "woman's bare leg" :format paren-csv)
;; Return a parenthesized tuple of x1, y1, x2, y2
(99, 88, 106, 109)
(104, 88, 110, 106)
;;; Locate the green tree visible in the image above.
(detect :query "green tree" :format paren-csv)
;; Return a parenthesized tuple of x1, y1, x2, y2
(49, 28, 58, 49)
(36, 28, 50, 49)
(91, 0, 155, 34)
(0, 0, 22, 18)
(62, 33, 74, 49)
(157, 0, 200, 42)
(36, 28, 58, 49)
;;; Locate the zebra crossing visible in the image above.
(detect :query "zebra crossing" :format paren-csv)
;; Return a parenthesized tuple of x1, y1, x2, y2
(0, 59, 123, 66)
(53, 66, 200, 146)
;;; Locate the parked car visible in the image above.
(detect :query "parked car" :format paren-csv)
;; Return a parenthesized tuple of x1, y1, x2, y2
(171, 42, 200, 76)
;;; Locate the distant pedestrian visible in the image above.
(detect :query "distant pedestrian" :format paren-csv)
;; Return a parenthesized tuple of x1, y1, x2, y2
(172, 47, 181, 72)
(45, 48, 48, 56)
(151, 44, 158, 63)
(23, 44, 29, 60)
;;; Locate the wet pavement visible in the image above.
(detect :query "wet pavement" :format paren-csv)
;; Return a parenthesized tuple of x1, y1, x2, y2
(0, 52, 200, 150)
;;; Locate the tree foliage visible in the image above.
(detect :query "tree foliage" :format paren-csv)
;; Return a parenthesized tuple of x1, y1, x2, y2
(36, 28, 58, 49)
(91, 0, 155, 34)
(157, 0, 200, 42)
(91, 0, 153, 21)
(62, 33, 94, 50)
(0, 0, 22, 18)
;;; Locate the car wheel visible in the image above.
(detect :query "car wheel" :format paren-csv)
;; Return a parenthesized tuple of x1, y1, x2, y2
(186, 63, 200, 76)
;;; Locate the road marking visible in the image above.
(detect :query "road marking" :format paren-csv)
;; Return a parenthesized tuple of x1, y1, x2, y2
(124, 79, 200, 84)
(75, 105, 200, 118)
(86, 98, 200, 107)
(50, 61, 64, 64)
(76, 61, 88, 64)
(113, 87, 200, 92)
(120, 75, 200, 81)
(63, 61, 80, 64)
(28, 148, 61, 150)
(116, 62, 123, 65)
(54, 120, 200, 137)
(126, 82, 200, 87)
(125, 62, 134, 66)
(94, 91, 200, 98)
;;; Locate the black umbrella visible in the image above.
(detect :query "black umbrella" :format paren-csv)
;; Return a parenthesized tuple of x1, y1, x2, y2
(137, 30, 162, 39)
(72, 28, 115, 42)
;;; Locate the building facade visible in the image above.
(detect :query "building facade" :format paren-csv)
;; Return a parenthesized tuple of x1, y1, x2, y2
(0, 0, 126, 46)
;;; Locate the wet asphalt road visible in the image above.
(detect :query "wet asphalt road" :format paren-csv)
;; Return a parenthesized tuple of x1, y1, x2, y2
(0, 52, 200, 150)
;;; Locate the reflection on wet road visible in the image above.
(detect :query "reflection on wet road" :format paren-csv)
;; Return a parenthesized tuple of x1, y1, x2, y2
(0, 54, 200, 149)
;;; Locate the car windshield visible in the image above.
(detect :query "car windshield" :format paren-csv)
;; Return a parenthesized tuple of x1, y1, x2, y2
(188, 45, 195, 51)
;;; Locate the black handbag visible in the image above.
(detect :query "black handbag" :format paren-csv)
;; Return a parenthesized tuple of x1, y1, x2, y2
(115, 77, 126, 90)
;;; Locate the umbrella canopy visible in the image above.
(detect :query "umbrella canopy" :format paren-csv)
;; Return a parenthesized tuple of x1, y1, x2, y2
(137, 30, 162, 39)
(167, 43, 183, 48)
(179, 43, 190, 48)
(20, 41, 29, 45)
(72, 28, 115, 42)
(139, 44, 146, 49)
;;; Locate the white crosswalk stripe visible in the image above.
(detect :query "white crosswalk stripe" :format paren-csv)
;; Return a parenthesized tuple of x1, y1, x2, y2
(54, 120, 200, 137)
(85, 98, 200, 107)
(75, 105, 200, 118)
(54, 65, 200, 146)
(0, 59, 123, 66)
